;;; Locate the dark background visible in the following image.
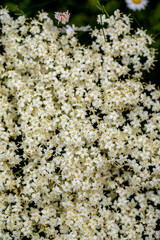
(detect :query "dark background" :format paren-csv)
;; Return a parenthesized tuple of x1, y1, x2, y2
(1, 0, 160, 87)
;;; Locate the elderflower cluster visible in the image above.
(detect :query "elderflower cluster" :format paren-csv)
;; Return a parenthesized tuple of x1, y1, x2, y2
(0, 7, 159, 240)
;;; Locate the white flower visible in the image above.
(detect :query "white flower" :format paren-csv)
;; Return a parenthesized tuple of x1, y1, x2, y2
(77, 25, 91, 32)
(97, 14, 108, 25)
(60, 24, 76, 36)
(125, 0, 148, 11)
(60, 24, 91, 37)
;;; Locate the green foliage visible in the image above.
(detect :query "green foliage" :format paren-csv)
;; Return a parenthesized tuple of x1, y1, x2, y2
(96, 0, 109, 17)
(103, 0, 121, 14)
(2, 0, 31, 16)
(2, 2, 25, 15)
(150, 3, 160, 33)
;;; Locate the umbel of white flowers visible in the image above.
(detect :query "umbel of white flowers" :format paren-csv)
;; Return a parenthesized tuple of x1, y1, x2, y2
(0, 7, 159, 240)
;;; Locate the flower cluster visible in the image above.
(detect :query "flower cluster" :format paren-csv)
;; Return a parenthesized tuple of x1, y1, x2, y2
(0, 7, 159, 240)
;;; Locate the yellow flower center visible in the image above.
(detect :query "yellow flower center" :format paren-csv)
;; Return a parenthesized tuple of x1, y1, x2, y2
(132, 0, 142, 4)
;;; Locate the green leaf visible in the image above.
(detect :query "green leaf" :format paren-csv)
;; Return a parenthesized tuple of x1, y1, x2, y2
(6, 3, 25, 16)
(96, 0, 109, 17)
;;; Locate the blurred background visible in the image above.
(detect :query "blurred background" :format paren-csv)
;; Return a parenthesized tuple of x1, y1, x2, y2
(1, 0, 160, 87)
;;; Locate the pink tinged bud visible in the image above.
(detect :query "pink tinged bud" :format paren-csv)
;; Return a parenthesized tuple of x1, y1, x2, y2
(54, 10, 70, 24)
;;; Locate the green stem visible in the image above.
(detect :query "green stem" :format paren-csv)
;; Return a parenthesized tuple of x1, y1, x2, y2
(153, 32, 160, 39)
(14, 168, 23, 175)
(100, 14, 107, 43)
